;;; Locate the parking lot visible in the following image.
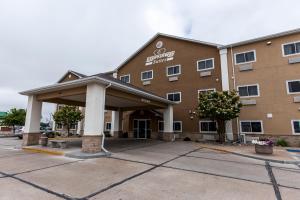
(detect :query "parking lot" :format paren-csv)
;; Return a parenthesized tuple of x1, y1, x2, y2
(0, 137, 299, 200)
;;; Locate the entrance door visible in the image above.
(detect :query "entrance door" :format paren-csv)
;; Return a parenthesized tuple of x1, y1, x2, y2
(133, 119, 150, 139)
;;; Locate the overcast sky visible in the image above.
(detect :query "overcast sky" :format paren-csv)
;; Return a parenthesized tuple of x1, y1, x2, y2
(0, 0, 299, 121)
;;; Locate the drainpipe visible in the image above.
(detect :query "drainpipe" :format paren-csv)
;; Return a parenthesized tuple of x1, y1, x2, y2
(230, 46, 241, 142)
(101, 83, 112, 154)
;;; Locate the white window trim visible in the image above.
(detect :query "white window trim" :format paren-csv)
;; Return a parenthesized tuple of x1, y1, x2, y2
(70, 124, 77, 130)
(56, 123, 63, 130)
(105, 122, 111, 131)
(196, 58, 215, 71)
(237, 84, 260, 98)
(234, 50, 257, 65)
(141, 70, 153, 81)
(173, 121, 182, 132)
(166, 65, 181, 77)
(199, 120, 217, 134)
(286, 79, 300, 94)
(282, 41, 300, 57)
(239, 120, 264, 134)
(291, 120, 300, 135)
(166, 92, 182, 103)
(119, 74, 130, 83)
(198, 88, 216, 95)
(158, 120, 164, 132)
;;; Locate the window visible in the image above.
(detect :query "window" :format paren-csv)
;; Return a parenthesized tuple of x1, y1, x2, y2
(237, 84, 259, 97)
(57, 105, 64, 111)
(283, 41, 300, 56)
(56, 123, 63, 130)
(70, 123, 77, 130)
(141, 70, 153, 81)
(240, 120, 263, 134)
(197, 58, 214, 71)
(173, 121, 182, 132)
(158, 121, 182, 132)
(235, 50, 256, 64)
(167, 92, 181, 102)
(158, 121, 164, 132)
(167, 65, 181, 76)
(105, 122, 111, 131)
(292, 120, 300, 134)
(199, 121, 217, 133)
(198, 88, 216, 98)
(286, 80, 300, 94)
(120, 74, 130, 83)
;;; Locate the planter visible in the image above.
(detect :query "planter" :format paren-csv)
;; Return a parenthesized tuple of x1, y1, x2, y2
(40, 136, 48, 147)
(255, 144, 273, 154)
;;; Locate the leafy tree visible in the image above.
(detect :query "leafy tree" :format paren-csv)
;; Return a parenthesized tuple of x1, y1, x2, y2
(196, 90, 242, 143)
(2, 108, 26, 133)
(52, 106, 83, 136)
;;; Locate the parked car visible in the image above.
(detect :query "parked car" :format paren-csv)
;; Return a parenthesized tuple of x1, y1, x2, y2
(15, 127, 24, 139)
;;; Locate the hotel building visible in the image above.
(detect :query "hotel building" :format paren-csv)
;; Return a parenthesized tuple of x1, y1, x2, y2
(21, 28, 300, 152)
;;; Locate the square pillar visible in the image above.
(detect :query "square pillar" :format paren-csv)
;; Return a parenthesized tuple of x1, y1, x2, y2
(23, 95, 42, 146)
(163, 105, 174, 141)
(111, 110, 123, 138)
(82, 83, 106, 153)
(77, 107, 84, 136)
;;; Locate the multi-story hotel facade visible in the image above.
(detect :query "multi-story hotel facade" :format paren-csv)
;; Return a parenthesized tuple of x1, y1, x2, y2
(23, 28, 300, 150)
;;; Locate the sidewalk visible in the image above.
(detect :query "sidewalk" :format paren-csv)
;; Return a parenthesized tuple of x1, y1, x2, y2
(198, 143, 300, 164)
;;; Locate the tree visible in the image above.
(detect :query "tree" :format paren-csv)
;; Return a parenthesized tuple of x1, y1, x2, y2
(196, 90, 242, 143)
(2, 108, 26, 133)
(52, 106, 84, 136)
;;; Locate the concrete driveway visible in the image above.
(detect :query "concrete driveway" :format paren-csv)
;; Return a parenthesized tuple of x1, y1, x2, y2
(0, 137, 299, 200)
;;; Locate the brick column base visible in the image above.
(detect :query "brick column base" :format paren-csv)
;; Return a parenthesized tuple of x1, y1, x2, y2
(82, 135, 102, 153)
(163, 132, 175, 141)
(23, 132, 41, 146)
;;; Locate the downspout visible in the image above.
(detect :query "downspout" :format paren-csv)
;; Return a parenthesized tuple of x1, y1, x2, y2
(101, 83, 112, 154)
(230, 46, 241, 142)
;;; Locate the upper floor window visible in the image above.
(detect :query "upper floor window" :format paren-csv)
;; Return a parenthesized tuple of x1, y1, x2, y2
(167, 65, 181, 76)
(237, 84, 259, 97)
(198, 88, 216, 97)
(199, 121, 217, 133)
(240, 120, 263, 134)
(283, 41, 300, 56)
(141, 70, 153, 81)
(120, 74, 130, 83)
(292, 120, 300, 134)
(167, 92, 181, 102)
(197, 58, 214, 71)
(235, 50, 256, 65)
(286, 80, 300, 94)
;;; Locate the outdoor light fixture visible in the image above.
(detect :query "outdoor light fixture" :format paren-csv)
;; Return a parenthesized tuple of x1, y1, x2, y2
(188, 110, 196, 120)
(267, 41, 272, 45)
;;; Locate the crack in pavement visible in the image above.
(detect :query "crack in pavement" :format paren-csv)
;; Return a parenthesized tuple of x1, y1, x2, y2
(265, 161, 282, 200)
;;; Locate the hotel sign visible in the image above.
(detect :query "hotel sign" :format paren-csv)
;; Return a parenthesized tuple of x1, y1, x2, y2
(145, 41, 175, 66)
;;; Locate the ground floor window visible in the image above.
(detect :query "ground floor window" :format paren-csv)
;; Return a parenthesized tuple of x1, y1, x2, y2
(173, 121, 182, 132)
(240, 120, 263, 134)
(292, 120, 300, 134)
(56, 123, 63, 130)
(105, 122, 112, 131)
(199, 121, 217, 133)
(158, 121, 182, 132)
(70, 123, 77, 130)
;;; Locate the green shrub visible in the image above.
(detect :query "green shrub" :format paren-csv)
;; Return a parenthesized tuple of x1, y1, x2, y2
(276, 138, 288, 147)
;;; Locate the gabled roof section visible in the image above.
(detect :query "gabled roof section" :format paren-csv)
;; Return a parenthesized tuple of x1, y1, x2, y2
(220, 28, 300, 49)
(57, 70, 87, 83)
(115, 33, 222, 72)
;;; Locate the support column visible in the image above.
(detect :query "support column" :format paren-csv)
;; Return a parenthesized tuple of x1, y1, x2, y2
(23, 95, 42, 146)
(77, 107, 84, 136)
(220, 49, 233, 141)
(163, 105, 174, 141)
(82, 83, 106, 153)
(111, 110, 123, 138)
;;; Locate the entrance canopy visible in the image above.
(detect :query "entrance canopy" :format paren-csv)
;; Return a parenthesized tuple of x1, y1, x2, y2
(20, 73, 176, 153)
(20, 73, 175, 111)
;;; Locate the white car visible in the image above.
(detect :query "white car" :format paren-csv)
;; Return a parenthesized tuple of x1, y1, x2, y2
(15, 127, 24, 139)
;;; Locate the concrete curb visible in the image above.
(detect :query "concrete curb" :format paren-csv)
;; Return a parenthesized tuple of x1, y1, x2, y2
(200, 146, 300, 164)
(65, 150, 111, 159)
(22, 147, 64, 156)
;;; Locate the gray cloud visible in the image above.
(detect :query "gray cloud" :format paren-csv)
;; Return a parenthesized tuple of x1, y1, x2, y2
(0, 0, 299, 120)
